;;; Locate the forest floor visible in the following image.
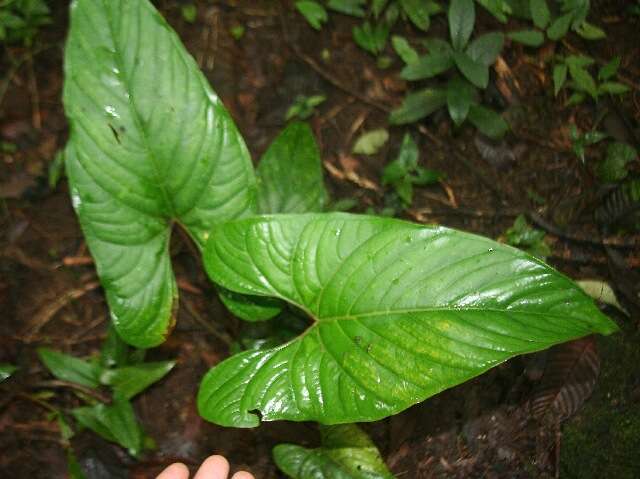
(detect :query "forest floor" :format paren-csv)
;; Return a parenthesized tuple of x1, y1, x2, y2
(1, 1, 639, 478)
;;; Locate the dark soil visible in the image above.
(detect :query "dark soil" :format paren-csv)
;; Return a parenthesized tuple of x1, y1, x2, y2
(1, 1, 639, 478)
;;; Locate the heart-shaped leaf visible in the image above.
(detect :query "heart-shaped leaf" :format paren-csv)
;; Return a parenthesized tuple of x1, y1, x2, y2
(63, 0, 256, 347)
(198, 213, 617, 427)
(274, 424, 393, 478)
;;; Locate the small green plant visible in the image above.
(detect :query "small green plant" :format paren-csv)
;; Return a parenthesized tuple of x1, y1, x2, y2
(0, 0, 50, 45)
(274, 424, 393, 478)
(286, 94, 327, 120)
(36, 327, 175, 458)
(382, 133, 443, 207)
(569, 125, 606, 163)
(62, 1, 618, 474)
(553, 55, 629, 105)
(596, 142, 638, 183)
(504, 214, 551, 260)
(0, 363, 17, 382)
(390, 0, 509, 138)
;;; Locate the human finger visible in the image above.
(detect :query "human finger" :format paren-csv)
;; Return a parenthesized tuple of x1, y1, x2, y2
(156, 463, 190, 479)
(231, 472, 255, 479)
(193, 455, 230, 479)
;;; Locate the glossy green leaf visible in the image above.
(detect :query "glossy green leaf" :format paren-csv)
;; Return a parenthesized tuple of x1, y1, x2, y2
(219, 288, 284, 322)
(0, 363, 17, 382)
(468, 105, 508, 139)
(38, 348, 101, 388)
(401, 51, 454, 80)
(230, 122, 328, 321)
(63, 0, 256, 348)
(73, 398, 143, 456)
(400, 0, 431, 31)
(466, 32, 504, 66)
(198, 213, 617, 427)
(508, 29, 544, 47)
(295, 1, 328, 30)
(449, 0, 475, 51)
(100, 361, 175, 399)
(453, 51, 489, 89)
(391, 35, 419, 65)
(257, 122, 328, 214)
(353, 129, 389, 155)
(553, 64, 568, 96)
(447, 77, 475, 126)
(530, 0, 550, 29)
(390, 88, 446, 124)
(274, 424, 393, 478)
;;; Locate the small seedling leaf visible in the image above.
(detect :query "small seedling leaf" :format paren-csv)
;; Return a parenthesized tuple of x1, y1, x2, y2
(392, 35, 419, 65)
(553, 64, 568, 96)
(38, 348, 101, 389)
(468, 105, 508, 139)
(401, 51, 454, 80)
(547, 13, 573, 40)
(73, 398, 143, 456)
(447, 77, 475, 126)
(508, 29, 545, 47)
(453, 51, 489, 89)
(400, 0, 431, 31)
(296, 1, 328, 30)
(390, 88, 447, 124)
(449, 0, 475, 51)
(530, 0, 550, 29)
(100, 361, 175, 399)
(466, 32, 504, 66)
(327, 0, 367, 17)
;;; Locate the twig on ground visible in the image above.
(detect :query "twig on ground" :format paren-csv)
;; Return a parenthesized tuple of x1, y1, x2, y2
(33, 380, 111, 404)
(24, 281, 100, 342)
(527, 212, 639, 249)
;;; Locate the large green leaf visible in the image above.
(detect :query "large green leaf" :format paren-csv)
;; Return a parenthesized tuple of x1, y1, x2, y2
(257, 122, 328, 214)
(63, 0, 256, 347)
(198, 213, 617, 427)
(274, 424, 393, 478)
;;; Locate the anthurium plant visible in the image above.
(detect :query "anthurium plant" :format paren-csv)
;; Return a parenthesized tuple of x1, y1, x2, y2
(62, 0, 617, 473)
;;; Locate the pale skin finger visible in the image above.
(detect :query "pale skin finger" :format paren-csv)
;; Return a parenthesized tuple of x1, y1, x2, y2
(156, 463, 189, 479)
(193, 455, 230, 479)
(231, 472, 255, 479)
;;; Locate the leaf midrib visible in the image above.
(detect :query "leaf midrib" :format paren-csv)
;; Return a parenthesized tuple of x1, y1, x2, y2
(103, 0, 176, 217)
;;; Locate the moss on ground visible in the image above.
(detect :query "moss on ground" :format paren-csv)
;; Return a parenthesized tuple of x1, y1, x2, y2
(559, 319, 640, 478)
